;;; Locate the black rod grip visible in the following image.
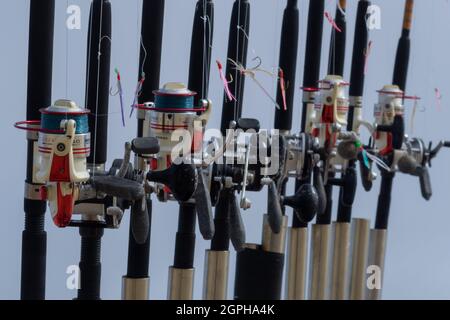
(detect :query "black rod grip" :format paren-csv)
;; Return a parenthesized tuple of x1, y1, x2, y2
(86, 0, 111, 165)
(375, 173, 395, 230)
(220, 0, 250, 135)
(211, 189, 231, 251)
(328, 3, 346, 76)
(348, 0, 370, 101)
(137, 0, 165, 137)
(126, 199, 152, 278)
(77, 226, 104, 300)
(21, 206, 47, 300)
(300, 0, 325, 132)
(274, 0, 299, 131)
(21, 0, 55, 301)
(234, 247, 284, 300)
(173, 204, 196, 269)
(188, 0, 214, 104)
(392, 35, 410, 92)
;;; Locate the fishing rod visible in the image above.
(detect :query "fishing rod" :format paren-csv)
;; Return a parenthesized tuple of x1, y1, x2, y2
(287, 0, 325, 301)
(20, 0, 55, 300)
(367, 0, 414, 300)
(167, 0, 214, 300)
(76, 0, 112, 300)
(16, 0, 148, 300)
(330, 0, 371, 300)
(232, 0, 299, 300)
(122, 0, 165, 301)
(203, 0, 250, 300)
(309, 0, 347, 300)
(366, 0, 449, 299)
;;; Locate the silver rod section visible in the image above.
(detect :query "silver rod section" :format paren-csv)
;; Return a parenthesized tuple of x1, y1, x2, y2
(330, 222, 351, 300)
(286, 227, 308, 300)
(349, 218, 370, 300)
(167, 267, 194, 300)
(203, 250, 229, 300)
(122, 277, 149, 300)
(262, 214, 288, 254)
(308, 224, 331, 300)
(366, 228, 387, 300)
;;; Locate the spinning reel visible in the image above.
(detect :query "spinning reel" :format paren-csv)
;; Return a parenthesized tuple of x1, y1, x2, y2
(18, 99, 152, 244)
(129, 82, 215, 241)
(367, 85, 450, 200)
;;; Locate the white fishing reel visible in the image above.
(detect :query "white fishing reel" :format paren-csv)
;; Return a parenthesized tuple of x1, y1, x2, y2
(35, 100, 91, 227)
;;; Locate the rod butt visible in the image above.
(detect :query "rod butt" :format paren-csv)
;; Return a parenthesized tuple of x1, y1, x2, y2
(349, 218, 370, 300)
(203, 250, 229, 300)
(167, 267, 194, 300)
(122, 277, 149, 300)
(286, 227, 308, 300)
(366, 229, 387, 300)
(308, 224, 331, 300)
(330, 222, 351, 300)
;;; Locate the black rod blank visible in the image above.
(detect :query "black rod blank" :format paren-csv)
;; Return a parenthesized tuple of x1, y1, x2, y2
(220, 0, 250, 135)
(86, 0, 112, 166)
(274, 0, 299, 131)
(21, 0, 55, 300)
(126, 0, 165, 281)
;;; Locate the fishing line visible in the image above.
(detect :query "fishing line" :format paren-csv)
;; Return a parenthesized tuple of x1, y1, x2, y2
(66, 0, 69, 98)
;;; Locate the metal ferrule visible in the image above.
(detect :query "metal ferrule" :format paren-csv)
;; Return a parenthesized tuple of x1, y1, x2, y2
(286, 227, 308, 300)
(203, 250, 229, 300)
(330, 222, 351, 300)
(167, 267, 195, 300)
(262, 214, 288, 254)
(308, 224, 331, 300)
(24, 182, 43, 201)
(349, 218, 370, 300)
(366, 229, 387, 300)
(122, 276, 150, 300)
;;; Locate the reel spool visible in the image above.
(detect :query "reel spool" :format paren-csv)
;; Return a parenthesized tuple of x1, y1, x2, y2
(140, 82, 211, 172)
(36, 99, 90, 227)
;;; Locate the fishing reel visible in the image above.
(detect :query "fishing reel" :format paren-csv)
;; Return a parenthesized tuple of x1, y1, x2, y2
(304, 75, 374, 213)
(206, 116, 326, 243)
(129, 82, 215, 240)
(18, 100, 146, 232)
(366, 85, 450, 200)
(33, 100, 91, 227)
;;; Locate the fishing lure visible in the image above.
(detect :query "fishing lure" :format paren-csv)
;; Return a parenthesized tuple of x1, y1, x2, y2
(228, 57, 280, 109)
(217, 60, 235, 102)
(129, 73, 145, 117)
(364, 40, 373, 75)
(279, 68, 287, 111)
(112, 68, 126, 127)
(324, 11, 342, 32)
(434, 87, 442, 112)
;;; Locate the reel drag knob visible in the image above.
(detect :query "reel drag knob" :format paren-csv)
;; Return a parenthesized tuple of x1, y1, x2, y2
(194, 168, 215, 240)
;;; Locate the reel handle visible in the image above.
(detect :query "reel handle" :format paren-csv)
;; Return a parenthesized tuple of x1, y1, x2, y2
(194, 168, 215, 240)
(229, 192, 246, 252)
(146, 164, 198, 202)
(282, 183, 319, 224)
(130, 198, 150, 245)
(267, 180, 283, 234)
(91, 175, 145, 201)
(357, 151, 373, 191)
(416, 166, 432, 200)
(313, 166, 327, 215)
